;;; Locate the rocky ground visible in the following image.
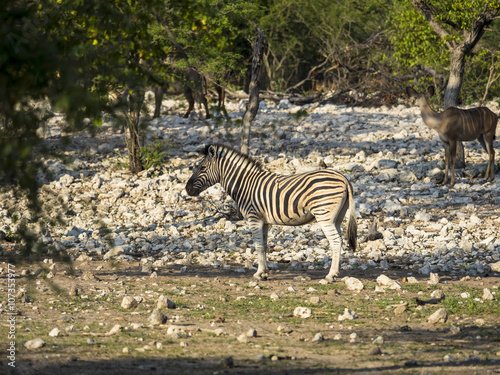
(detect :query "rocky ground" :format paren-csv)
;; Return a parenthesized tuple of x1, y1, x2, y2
(1, 95, 500, 374)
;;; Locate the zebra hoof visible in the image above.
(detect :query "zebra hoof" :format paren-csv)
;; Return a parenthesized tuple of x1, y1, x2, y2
(324, 275, 337, 283)
(253, 273, 268, 281)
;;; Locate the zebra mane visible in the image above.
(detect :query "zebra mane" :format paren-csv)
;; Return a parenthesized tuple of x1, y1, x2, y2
(202, 144, 264, 171)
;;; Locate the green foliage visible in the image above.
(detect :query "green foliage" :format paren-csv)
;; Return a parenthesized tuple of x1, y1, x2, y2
(289, 109, 309, 120)
(388, 3, 448, 69)
(388, 0, 500, 101)
(0, 1, 102, 253)
(140, 138, 170, 170)
(259, 0, 392, 92)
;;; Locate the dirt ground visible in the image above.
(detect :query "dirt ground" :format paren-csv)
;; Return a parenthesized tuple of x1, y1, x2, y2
(1, 249, 500, 375)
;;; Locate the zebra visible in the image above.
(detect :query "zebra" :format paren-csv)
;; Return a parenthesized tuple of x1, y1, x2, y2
(185, 144, 357, 282)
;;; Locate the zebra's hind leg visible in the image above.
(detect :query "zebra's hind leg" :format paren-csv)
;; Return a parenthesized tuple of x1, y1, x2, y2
(249, 222, 269, 280)
(317, 219, 343, 283)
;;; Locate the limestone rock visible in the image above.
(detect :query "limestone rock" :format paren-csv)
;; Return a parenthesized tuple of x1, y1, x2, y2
(157, 295, 176, 309)
(490, 261, 500, 272)
(48, 328, 60, 337)
(345, 277, 364, 291)
(428, 308, 447, 324)
(121, 296, 140, 310)
(338, 308, 358, 321)
(376, 275, 402, 290)
(293, 307, 313, 319)
(148, 309, 167, 325)
(24, 338, 45, 350)
(482, 288, 495, 301)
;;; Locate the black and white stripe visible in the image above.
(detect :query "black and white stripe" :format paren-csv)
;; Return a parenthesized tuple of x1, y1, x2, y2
(186, 144, 357, 281)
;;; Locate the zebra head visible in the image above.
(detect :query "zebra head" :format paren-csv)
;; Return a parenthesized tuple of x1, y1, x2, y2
(185, 144, 223, 196)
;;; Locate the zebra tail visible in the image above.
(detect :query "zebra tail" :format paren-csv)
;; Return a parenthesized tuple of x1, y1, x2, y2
(347, 181, 357, 251)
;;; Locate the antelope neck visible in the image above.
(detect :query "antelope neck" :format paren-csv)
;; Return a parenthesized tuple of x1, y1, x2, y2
(419, 100, 443, 131)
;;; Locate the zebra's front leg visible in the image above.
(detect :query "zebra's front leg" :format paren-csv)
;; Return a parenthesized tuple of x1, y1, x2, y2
(318, 220, 343, 283)
(249, 221, 269, 280)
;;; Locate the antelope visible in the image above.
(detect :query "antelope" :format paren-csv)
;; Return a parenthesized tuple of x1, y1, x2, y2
(406, 86, 497, 185)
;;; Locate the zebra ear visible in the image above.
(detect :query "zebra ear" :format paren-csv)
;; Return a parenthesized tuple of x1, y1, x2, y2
(207, 145, 217, 158)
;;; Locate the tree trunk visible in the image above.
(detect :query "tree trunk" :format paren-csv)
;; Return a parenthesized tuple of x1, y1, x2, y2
(444, 48, 466, 109)
(127, 88, 144, 174)
(241, 27, 266, 155)
(445, 48, 467, 168)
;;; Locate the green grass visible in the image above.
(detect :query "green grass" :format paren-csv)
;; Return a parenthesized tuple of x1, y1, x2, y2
(441, 296, 498, 316)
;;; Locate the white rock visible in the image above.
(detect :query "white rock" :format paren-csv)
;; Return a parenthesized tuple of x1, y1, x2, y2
(157, 295, 176, 309)
(428, 308, 447, 324)
(312, 332, 324, 342)
(237, 334, 248, 343)
(345, 277, 364, 291)
(278, 99, 291, 109)
(482, 288, 495, 301)
(121, 296, 140, 310)
(376, 275, 402, 290)
(430, 290, 445, 299)
(372, 336, 384, 344)
(428, 273, 440, 285)
(148, 309, 167, 325)
(106, 324, 122, 336)
(490, 261, 500, 272)
(24, 338, 45, 350)
(104, 246, 125, 260)
(338, 308, 358, 321)
(415, 211, 432, 222)
(49, 328, 60, 337)
(407, 276, 419, 284)
(293, 307, 313, 319)
(246, 328, 257, 338)
(167, 325, 185, 336)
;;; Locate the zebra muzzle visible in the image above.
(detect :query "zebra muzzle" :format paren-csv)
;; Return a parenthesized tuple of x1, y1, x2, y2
(185, 181, 200, 196)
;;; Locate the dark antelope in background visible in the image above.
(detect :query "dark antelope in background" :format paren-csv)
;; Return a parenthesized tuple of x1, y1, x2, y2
(186, 144, 357, 282)
(154, 69, 226, 119)
(406, 86, 498, 185)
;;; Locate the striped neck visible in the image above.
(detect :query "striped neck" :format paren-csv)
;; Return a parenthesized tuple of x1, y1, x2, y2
(213, 145, 264, 201)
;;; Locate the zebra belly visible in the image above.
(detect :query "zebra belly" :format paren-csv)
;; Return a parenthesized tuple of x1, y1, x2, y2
(268, 212, 316, 226)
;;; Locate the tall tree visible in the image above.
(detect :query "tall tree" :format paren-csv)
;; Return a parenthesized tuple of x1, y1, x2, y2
(411, 0, 499, 108)
(241, 27, 266, 154)
(0, 1, 103, 252)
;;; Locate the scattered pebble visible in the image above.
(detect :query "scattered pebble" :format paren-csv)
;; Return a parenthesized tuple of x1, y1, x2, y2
(376, 275, 402, 290)
(338, 308, 358, 321)
(49, 328, 60, 337)
(428, 272, 440, 284)
(121, 296, 140, 310)
(24, 338, 45, 350)
(345, 277, 364, 291)
(246, 328, 257, 338)
(312, 332, 324, 342)
(293, 307, 313, 319)
(428, 308, 447, 324)
(482, 288, 495, 300)
(148, 309, 167, 325)
(157, 295, 176, 309)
